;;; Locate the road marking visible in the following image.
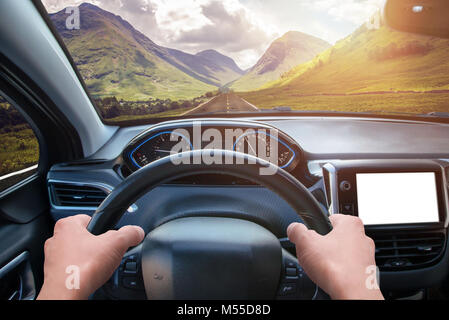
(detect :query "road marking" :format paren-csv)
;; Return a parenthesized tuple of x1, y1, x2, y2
(182, 93, 258, 116)
(240, 97, 260, 111)
(181, 95, 219, 116)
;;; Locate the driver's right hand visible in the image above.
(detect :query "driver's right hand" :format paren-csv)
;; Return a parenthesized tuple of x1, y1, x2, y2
(287, 214, 384, 300)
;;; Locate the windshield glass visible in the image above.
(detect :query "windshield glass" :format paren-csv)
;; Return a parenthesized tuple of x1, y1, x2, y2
(42, 0, 449, 123)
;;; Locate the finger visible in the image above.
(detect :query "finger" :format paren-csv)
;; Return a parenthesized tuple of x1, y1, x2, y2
(329, 214, 345, 227)
(108, 225, 145, 253)
(54, 214, 91, 235)
(287, 222, 306, 241)
(73, 214, 92, 228)
(287, 223, 317, 249)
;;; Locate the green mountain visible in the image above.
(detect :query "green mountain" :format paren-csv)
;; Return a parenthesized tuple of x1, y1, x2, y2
(164, 48, 244, 87)
(195, 49, 245, 84)
(230, 31, 330, 91)
(49, 3, 242, 100)
(239, 23, 449, 115)
(264, 24, 449, 92)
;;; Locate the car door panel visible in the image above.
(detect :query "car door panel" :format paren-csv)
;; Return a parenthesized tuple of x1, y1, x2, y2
(0, 213, 52, 300)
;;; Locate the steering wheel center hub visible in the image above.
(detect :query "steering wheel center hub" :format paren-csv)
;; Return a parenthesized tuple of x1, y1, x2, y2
(141, 217, 282, 299)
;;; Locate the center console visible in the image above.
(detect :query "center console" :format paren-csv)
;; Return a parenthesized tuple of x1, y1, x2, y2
(323, 160, 449, 277)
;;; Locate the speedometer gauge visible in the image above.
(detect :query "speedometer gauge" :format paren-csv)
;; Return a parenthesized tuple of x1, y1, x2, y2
(129, 131, 192, 168)
(234, 131, 297, 170)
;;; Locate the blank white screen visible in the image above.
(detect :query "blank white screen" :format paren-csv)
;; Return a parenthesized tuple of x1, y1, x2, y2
(356, 172, 440, 225)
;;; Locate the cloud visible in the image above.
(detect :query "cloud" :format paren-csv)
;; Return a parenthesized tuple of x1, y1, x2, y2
(150, 0, 278, 69)
(172, 2, 275, 54)
(42, 0, 277, 69)
(42, 0, 159, 37)
(305, 0, 385, 25)
(41, 0, 387, 69)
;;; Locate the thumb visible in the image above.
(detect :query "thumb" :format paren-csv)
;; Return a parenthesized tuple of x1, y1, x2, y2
(108, 225, 145, 253)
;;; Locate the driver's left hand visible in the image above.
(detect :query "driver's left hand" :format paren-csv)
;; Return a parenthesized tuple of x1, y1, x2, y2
(37, 214, 145, 300)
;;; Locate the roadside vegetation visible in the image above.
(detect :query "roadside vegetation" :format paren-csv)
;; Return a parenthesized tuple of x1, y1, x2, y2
(96, 90, 220, 122)
(240, 91, 449, 115)
(0, 100, 39, 177)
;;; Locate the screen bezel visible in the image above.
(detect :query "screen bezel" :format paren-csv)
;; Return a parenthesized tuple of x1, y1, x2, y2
(329, 161, 447, 231)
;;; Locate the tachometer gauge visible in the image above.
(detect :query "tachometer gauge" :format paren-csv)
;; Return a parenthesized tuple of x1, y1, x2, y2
(129, 131, 192, 168)
(234, 130, 296, 170)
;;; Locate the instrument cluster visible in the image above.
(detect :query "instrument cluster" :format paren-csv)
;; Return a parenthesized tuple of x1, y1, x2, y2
(123, 121, 303, 173)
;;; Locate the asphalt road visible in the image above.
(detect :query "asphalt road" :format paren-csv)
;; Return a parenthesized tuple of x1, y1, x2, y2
(184, 93, 260, 115)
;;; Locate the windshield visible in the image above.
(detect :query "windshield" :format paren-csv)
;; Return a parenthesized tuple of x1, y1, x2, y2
(42, 0, 449, 123)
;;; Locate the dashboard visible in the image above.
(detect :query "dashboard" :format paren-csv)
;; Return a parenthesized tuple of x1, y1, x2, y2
(46, 116, 449, 298)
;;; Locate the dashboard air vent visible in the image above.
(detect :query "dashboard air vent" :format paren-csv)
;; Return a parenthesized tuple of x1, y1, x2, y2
(49, 182, 109, 208)
(373, 232, 446, 271)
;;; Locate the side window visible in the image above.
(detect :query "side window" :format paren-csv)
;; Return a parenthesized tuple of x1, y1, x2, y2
(0, 95, 40, 192)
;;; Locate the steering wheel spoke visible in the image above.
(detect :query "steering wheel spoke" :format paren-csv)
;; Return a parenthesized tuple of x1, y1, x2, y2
(277, 249, 319, 300)
(101, 244, 146, 300)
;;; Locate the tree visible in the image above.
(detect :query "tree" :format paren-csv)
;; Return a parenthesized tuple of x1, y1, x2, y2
(180, 101, 193, 109)
(104, 105, 120, 119)
(169, 101, 180, 110)
(18, 141, 26, 151)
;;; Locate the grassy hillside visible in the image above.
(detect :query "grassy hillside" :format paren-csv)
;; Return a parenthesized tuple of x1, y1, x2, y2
(230, 31, 330, 91)
(240, 25, 449, 114)
(50, 3, 215, 100)
(0, 101, 39, 178)
(0, 123, 39, 192)
(240, 92, 449, 115)
(0, 126, 39, 177)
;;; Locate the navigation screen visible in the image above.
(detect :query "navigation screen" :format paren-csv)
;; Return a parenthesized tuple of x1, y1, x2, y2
(356, 172, 440, 225)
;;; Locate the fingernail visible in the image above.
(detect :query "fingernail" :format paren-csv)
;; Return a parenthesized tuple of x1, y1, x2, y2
(135, 226, 145, 240)
(287, 223, 298, 238)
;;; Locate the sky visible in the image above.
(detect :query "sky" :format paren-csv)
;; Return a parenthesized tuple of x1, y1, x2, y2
(42, 0, 385, 69)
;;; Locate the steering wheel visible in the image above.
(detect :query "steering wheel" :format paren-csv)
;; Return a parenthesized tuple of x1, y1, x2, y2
(87, 150, 332, 299)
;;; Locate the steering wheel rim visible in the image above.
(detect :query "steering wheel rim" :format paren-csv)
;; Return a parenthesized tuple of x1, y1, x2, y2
(87, 149, 332, 299)
(87, 149, 332, 235)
